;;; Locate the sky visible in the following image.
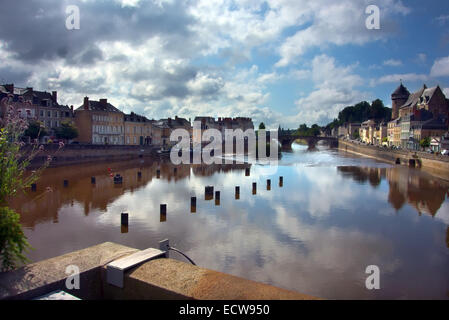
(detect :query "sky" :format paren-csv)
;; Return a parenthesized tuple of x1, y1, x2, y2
(0, 0, 449, 129)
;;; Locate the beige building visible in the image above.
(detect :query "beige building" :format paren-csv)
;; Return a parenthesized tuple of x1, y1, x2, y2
(75, 97, 124, 145)
(124, 112, 153, 145)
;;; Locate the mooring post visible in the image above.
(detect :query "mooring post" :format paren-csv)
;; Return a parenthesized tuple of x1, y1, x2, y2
(156, 169, 161, 179)
(137, 171, 142, 178)
(235, 186, 240, 199)
(252, 182, 257, 195)
(31, 183, 37, 192)
(267, 179, 271, 190)
(91, 177, 96, 184)
(63, 180, 69, 187)
(160, 204, 167, 222)
(205, 186, 214, 200)
(279, 176, 283, 187)
(191, 197, 197, 213)
(174, 167, 178, 175)
(121, 213, 129, 226)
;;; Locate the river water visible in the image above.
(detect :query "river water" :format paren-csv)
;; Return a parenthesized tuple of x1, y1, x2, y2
(12, 143, 449, 299)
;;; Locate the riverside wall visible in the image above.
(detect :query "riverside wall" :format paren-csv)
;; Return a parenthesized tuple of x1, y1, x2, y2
(23, 144, 158, 168)
(338, 139, 449, 181)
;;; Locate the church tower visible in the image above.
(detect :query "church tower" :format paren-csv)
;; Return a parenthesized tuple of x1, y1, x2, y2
(391, 82, 410, 120)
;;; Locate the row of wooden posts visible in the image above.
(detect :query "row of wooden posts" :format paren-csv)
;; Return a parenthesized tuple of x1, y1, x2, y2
(120, 174, 284, 226)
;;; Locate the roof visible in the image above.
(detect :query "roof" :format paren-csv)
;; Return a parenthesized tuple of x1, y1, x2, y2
(412, 118, 447, 130)
(124, 112, 149, 122)
(76, 100, 122, 113)
(400, 85, 427, 109)
(392, 83, 410, 97)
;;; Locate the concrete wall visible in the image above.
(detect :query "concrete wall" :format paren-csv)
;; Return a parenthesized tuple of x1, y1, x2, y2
(338, 139, 449, 181)
(0, 242, 318, 300)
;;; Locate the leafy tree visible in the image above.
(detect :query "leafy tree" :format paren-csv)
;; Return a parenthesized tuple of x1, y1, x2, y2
(259, 122, 266, 130)
(0, 99, 63, 271)
(353, 129, 360, 140)
(420, 137, 431, 149)
(55, 121, 78, 141)
(24, 120, 47, 139)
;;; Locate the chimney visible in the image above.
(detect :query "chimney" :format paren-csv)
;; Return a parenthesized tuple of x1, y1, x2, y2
(70, 105, 74, 113)
(100, 99, 107, 108)
(4, 84, 14, 93)
(52, 91, 57, 103)
(84, 97, 89, 110)
(168, 118, 172, 125)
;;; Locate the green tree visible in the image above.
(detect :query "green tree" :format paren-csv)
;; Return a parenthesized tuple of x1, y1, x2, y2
(259, 122, 266, 130)
(0, 100, 63, 271)
(55, 121, 78, 141)
(24, 120, 47, 139)
(420, 137, 431, 150)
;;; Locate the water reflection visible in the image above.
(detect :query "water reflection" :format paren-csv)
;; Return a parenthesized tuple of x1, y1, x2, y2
(10, 144, 449, 299)
(337, 166, 449, 216)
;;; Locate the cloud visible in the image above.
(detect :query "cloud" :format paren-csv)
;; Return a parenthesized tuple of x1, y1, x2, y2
(293, 55, 369, 125)
(372, 73, 428, 85)
(430, 56, 449, 78)
(383, 59, 402, 67)
(275, 0, 410, 67)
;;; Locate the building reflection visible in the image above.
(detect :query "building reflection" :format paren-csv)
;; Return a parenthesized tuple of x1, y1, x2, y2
(11, 159, 251, 228)
(337, 166, 449, 217)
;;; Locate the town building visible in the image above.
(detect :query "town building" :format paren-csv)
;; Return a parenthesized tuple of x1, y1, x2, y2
(74, 97, 124, 145)
(0, 84, 74, 141)
(124, 112, 153, 145)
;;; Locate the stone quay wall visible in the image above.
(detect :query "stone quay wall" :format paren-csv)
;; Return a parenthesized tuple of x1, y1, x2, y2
(22, 144, 159, 168)
(338, 139, 449, 181)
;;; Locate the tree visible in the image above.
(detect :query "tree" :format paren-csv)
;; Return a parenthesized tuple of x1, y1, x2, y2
(24, 120, 47, 139)
(420, 137, 431, 150)
(0, 99, 63, 270)
(55, 121, 78, 141)
(353, 129, 360, 140)
(259, 122, 266, 130)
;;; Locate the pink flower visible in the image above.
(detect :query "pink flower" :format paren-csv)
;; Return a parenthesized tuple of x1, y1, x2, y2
(47, 155, 52, 162)
(46, 187, 53, 193)
(58, 141, 65, 148)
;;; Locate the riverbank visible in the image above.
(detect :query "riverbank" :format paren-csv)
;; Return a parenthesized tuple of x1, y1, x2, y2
(24, 144, 158, 168)
(338, 139, 449, 181)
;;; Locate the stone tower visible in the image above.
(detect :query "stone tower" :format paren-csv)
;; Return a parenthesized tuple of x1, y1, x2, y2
(391, 82, 410, 120)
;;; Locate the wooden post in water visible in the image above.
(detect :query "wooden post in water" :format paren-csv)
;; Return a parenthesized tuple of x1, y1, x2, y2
(156, 169, 161, 179)
(252, 182, 257, 195)
(205, 186, 214, 200)
(267, 179, 271, 190)
(279, 176, 283, 187)
(63, 180, 69, 187)
(121, 213, 129, 226)
(174, 167, 178, 175)
(160, 204, 167, 222)
(31, 184, 37, 192)
(191, 197, 197, 213)
(91, 177, 96, 184)
(215, 191, 220, 206)
(235, 186, 240, 200)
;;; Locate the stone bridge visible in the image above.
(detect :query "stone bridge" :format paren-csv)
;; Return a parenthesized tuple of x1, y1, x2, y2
(278, 133, 338, 149)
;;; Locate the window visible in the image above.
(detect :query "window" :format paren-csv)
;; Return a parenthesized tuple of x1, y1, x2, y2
(133, 137, 136, 144)
(127, 136, 130, 144)
(40, 110, 44, 117)
(47, 111, 51, 117)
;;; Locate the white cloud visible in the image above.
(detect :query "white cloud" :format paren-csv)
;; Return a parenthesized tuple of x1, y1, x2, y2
(443, 88, 449, 98)
(430, 56, 449, 78)
(372, 73, 428, 85)
(293, 55, 369, 125)
(383, 59, 402, 67)
(275, 0, 411, 67)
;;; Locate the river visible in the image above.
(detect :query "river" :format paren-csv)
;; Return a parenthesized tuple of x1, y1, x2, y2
(12, 143, 449, 299)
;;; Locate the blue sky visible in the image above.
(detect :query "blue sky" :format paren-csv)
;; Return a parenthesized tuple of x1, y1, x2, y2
(0, 0, 448, 128)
